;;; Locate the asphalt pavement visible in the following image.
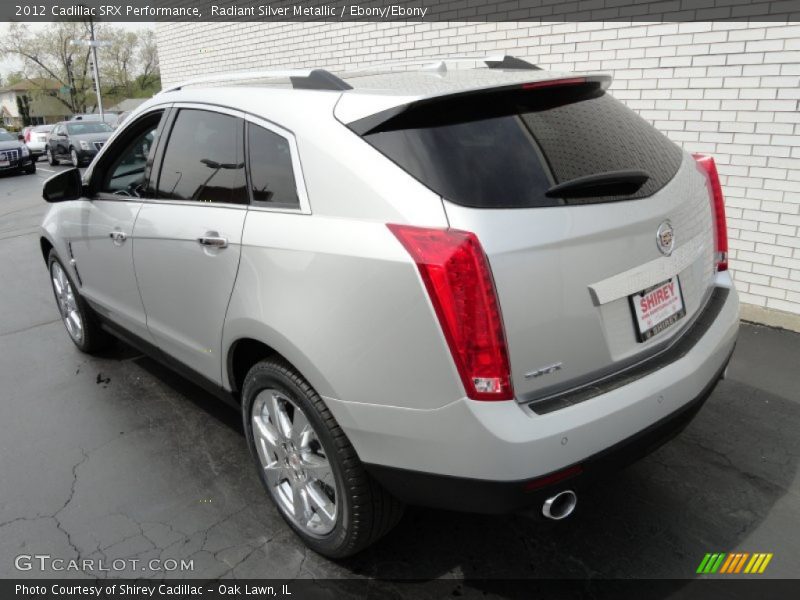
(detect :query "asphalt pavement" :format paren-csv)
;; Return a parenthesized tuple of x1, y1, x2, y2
(1, 162, 799, 588)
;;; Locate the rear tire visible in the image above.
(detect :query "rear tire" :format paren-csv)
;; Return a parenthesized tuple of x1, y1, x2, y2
(47, 250, 111, 353)
(242, 358, 404, 558)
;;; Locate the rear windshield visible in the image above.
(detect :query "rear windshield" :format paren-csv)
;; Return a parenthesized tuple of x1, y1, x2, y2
(359, 84, 683, 208)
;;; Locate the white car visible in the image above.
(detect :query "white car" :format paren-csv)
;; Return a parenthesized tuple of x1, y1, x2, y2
(25, 124, 54, 161)
(39, 56, 739, 557)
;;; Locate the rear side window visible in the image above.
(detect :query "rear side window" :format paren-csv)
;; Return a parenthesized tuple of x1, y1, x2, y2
(247, 123, 299, 208)
(157, 109, 247, 205)
(360, 85, 683, 208)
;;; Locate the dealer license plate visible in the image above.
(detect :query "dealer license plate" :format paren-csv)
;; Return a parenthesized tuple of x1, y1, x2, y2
(0, 160, 8, 168)
(629, 277, 686, 342)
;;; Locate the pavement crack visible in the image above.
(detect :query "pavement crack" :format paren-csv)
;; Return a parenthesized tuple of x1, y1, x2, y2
(682, 434, 792, 496)
(218, 535, 274, 579)
(0, 319, 60, 338)
(0, 515, 49, 529)
(295, 547, 309, 578)
(52, 448, 90, 571)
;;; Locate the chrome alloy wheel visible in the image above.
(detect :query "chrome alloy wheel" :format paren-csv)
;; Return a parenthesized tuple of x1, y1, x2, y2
(50, 261, 83, 343)
(251, 389, 338, 537)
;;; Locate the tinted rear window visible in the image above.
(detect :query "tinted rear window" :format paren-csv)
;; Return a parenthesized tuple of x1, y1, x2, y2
(360, 85, 683, 208)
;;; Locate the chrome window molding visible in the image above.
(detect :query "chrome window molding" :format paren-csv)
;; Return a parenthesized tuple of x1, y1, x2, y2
(244, 113, 312, 216)
(91, 101, 311, 215)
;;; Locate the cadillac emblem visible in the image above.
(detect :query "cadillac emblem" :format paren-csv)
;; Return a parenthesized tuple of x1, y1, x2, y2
(656, 220, 675, 256)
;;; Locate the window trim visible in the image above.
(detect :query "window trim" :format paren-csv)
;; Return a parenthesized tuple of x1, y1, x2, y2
(244, 114, 311, 215)
(150, 102, 250, 209)
(90, 106, 170, 201)
(84, 100, 312, 214)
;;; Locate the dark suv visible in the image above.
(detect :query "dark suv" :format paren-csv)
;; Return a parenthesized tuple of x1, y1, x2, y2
(46, 121, 114, 167)
(0, 130, 36, 175)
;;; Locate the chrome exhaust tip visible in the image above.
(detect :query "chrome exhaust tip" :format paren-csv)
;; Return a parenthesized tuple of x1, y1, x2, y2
(542, 490, 577, 520)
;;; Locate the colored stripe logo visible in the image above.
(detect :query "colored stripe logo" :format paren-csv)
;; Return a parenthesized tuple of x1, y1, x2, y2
(697, 552, 773, 574)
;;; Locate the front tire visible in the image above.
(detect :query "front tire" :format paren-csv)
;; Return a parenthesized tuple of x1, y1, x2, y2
(47, 250, 110, 353)
(25, 161, 36, 174)
(70, 147, 80, 168)
(46, 147, 58, 166)
(242, 359, 404, 558)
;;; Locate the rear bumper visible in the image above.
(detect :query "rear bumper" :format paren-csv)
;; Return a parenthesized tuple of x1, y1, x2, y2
(326, 271, 739, 504)
(365, 345, 732, 513)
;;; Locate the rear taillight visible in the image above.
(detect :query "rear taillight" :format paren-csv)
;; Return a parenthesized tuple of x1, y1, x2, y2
(694, 153, 728, 272)
(387, 224, 514, 401)
(24, 130, 31, 142)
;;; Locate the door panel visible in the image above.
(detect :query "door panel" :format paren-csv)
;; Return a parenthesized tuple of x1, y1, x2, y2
(132, 204, 246, 382)
(131, 106, 248, 383)
(67, 199, 152, 341)
(52, 126, 69, 157)
(66, 109, 170, 344)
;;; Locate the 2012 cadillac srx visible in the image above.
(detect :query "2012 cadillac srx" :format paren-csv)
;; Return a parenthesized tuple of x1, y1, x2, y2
(40, 56, 739, 557)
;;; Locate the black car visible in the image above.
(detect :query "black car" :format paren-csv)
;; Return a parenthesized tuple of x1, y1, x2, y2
(46, 121, 114, 167)
(0, 131, 36, 176)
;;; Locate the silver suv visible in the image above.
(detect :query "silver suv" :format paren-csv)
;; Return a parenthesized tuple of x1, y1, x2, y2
(40, 56, 739, 558)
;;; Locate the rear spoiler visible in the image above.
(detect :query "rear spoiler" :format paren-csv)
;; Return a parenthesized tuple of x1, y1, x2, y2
(342, 74, 613, 136)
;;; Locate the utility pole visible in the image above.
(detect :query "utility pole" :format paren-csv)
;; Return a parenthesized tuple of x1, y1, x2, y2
(70, 17, 110, 119)
(65, 56, 76, 113)
(89, 19, 103, 121)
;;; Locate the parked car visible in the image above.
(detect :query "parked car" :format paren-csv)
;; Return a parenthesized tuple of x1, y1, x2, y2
(0, 130, 36, 175)
(46, 121, 114, 167)
(39, 57, 739, 558)
(70, 112, 121, 128)
(25, 124, 54, 161)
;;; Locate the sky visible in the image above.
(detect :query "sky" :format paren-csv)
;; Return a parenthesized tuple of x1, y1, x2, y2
(0, 21, 154, 77)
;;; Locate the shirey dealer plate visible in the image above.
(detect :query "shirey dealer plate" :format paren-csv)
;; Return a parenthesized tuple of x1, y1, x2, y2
(630, 277, 686, 342)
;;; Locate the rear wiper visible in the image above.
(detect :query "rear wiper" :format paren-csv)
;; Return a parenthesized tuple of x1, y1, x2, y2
(545, 169, 650, 199)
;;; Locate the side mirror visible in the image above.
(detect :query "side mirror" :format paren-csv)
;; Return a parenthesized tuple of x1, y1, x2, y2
(43, 168, 84, 203)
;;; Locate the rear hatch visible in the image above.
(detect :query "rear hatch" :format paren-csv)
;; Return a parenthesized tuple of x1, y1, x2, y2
(347, 77, 717, 405)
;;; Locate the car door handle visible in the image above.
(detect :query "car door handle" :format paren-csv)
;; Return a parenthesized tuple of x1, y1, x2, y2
(109, 230, 127, 244)
(197, 233, 228, 249)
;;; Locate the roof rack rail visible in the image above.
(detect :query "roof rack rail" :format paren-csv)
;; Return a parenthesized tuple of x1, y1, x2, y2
(159, 68, 352, 94)
(342, 54, 541, 76)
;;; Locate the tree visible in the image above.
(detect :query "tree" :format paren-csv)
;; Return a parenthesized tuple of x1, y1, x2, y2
(136, 29, 160, 93)
(16, 95, 31, 126)
(100, 28, 160, 100)
(101, 30, 139, 96)
(0, 21, 161, 113)
(5, 71, 25, 87)
(0, 22, 98, 114)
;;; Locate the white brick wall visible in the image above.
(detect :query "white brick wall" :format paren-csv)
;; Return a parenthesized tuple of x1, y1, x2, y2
(156, 21, 800, 318)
